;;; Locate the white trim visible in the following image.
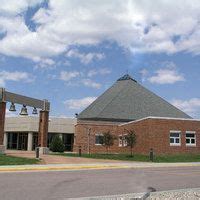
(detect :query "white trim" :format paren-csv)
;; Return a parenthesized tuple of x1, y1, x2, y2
(170, 130, 181, 133)
(186, 144, 196, 147)
(118, 134, 128, 147)
(119, 116, 200, 126)
(186, 131, 196, 133)
(95, 133, 104, 145)
(186, 131, 196, 147)
(123, 134, 128, 147)
(170, 131, 181, 146)
(95, 133, 103, 136)
(170, 143, 181, 147)
(118, 135, 123, 147)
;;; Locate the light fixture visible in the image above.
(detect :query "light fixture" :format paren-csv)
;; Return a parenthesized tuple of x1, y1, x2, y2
(32, 107, 38, 115)
(20, 105, 28, 116)
(9, 102, 16, 112)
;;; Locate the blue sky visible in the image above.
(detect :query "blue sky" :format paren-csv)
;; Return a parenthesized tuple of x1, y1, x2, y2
(1, 0, 200, 118)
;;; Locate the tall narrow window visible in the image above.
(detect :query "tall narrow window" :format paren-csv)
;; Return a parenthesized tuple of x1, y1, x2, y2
(186, 131, 196, 146)
(170, 131, 181, 146)
(123, 135, 128, 147)
(119, 135, 123, 147)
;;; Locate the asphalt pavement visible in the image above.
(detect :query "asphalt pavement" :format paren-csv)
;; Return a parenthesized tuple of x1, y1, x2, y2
(1, 166, 200, 200)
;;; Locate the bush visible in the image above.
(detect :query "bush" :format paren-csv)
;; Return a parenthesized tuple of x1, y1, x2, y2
(50, 135, 65, 152)
(102, 131, 116, 154)
(125, 130, 136, 157)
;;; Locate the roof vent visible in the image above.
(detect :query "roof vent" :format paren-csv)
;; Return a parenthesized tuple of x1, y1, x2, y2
(117, 74, 137, 82)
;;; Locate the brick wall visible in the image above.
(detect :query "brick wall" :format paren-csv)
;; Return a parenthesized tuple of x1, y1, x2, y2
(74, 121, 119, 154)
(0, 102, 6, 145)
(74, 118, 200, 155)
(147, 118, 200, 155)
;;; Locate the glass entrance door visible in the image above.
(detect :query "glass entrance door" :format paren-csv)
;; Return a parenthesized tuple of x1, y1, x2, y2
(32, 133, 38, 150)
(63, 134, 74, 151)
(18, 133, 28, 150)
(7, 133, 18, 149)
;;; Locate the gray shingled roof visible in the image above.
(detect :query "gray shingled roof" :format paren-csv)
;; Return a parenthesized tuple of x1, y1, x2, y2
(78, 74, 191, 122)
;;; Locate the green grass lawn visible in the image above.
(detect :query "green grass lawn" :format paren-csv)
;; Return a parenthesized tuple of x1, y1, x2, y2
(52, 152, 200, 163)
(0, 154, 39, 165)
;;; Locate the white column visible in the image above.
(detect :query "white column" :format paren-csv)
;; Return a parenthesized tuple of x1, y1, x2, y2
(3, 133, 7, 149)
(27, 132, 33, 151)
(59, 133, 63, 139)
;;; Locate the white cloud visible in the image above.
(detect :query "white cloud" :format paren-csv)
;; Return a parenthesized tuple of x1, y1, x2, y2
(148, 62, 185, 84)
(140, 69, 148, 82)
(34, 58, 55, 69)
(64, 96, 97, 110)
(0, 0, 43, 16)
(171, 98, 200, 118)
(87, 68, 111, 77)
(148, 68, 185, 84)
(0, 70, 33, 86)
(66, 49, 105, 65)
(59, 71, 80, 81)
(0, 16, 66, 62)
(1, 0, 200, 62)
(58, 69, 104, 89)
(81, 79, 101, 89)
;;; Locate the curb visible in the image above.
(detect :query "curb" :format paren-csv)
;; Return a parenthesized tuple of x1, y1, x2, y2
(68, 191, 152, 200)
(0, 162, 200, 172)
(0, 164, 130, 172)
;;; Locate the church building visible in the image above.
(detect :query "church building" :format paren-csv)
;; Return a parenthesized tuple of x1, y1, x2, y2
(74, 74, 200, 155)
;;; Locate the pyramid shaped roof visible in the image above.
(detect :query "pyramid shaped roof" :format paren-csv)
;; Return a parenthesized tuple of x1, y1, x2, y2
(78, 74, 191, 122)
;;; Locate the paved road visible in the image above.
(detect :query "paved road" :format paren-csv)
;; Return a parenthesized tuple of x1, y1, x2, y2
(1, 166, 200, 200)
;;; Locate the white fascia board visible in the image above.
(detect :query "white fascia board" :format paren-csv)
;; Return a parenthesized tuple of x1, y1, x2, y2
(119, 116, 200, 127)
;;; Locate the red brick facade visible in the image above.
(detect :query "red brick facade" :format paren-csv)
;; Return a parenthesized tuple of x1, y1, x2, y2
(38, 110, 49, 147)
(74, 118, 200, 155)
(0, 102, 6, 145)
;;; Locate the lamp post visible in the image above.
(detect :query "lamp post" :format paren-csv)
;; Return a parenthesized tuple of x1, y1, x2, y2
(0, 88, 50, 154)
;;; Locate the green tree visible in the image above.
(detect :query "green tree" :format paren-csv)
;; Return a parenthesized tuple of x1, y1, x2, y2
(102, 131, 116, 154)
(125, 130, 136, 157)
(50, 135, 65, 152)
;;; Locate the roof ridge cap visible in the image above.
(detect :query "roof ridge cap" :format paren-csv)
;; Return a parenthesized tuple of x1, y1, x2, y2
(117, 74, 137, 82)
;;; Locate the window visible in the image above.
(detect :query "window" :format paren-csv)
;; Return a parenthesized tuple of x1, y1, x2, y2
(186, 131, 196, 146)
(170, 131, 181, 146)
(119, 135, 123, 147)
(119, 135, 127, 147)
(123, 135, 128, 147)
(95, 134, 104, 145)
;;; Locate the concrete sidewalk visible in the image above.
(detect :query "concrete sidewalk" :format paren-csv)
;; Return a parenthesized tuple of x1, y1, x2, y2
(4, 150, 200, 172)
(1, 161, 200, 172)
(148, 188, 200, 200)
(6, 150, 121, 164)
(69, 188, 200, 200)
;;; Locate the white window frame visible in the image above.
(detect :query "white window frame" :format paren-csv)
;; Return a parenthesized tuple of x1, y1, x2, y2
(123, 134, 128, 147)
(119, 135, 123, 147)
(95, 133, 104, 145)
(186, 131, 196, 147)
(170, 130, 181, 146)
(118, 134, 128, 147)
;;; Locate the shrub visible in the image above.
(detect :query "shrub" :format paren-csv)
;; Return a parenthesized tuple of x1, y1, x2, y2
(125, 130, 136, 157)
(50, 135, 65, 152)
(102, 131, 117, 154)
